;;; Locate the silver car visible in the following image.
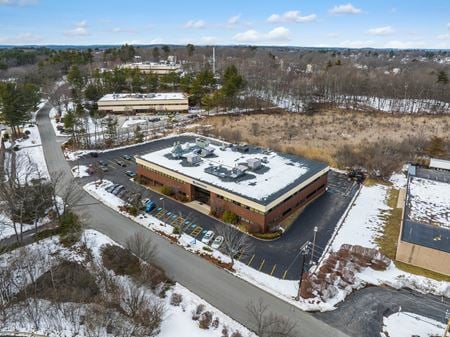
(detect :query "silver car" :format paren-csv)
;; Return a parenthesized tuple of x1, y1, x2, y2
(201, 230, 215, 244)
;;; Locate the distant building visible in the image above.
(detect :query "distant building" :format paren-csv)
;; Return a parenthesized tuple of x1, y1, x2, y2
(97, 93, 189, 114)
(396, 160, 450, 276)
(136, 134, 329, 233)
(121, 60, 182, 75)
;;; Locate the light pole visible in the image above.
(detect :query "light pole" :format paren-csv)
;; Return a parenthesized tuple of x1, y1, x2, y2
(310, 226, 318, 265)
(296, 242, 310, 301)
(160, 197, 165, 210)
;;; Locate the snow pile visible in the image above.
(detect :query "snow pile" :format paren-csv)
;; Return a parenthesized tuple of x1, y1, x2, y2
(408, 176, 450, 228)
(71, 165, 91, 178)
(381, 312, 446, 337)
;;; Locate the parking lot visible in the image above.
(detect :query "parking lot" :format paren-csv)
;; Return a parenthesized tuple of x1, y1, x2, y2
(73, 136, 358, 280)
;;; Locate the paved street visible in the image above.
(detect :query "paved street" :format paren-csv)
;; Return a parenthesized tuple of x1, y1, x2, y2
(72, 134, 358, 280)
(37, 102, 350, 336)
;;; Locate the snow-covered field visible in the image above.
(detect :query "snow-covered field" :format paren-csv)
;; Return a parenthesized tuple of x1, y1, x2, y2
(0, 229, 255, 337)
(408, 176, 450, 228)
(381, 312, 446, 337)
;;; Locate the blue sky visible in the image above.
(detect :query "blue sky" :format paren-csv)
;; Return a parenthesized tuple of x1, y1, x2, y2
(1, 0, 450, 48)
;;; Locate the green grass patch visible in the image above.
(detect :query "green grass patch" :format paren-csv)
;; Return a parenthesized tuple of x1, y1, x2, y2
(394, 261, 450, 282)
(364, 177, 392, 187)
(375, 188, 401, 260)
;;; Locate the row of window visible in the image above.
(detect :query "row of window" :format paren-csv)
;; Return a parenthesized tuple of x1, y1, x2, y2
(139, 165, 185, 185)
(215, 194, 264, 215)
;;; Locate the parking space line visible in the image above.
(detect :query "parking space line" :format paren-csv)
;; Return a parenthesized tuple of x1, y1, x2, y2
(247, 254, 255, 266)
(191, 226, 203, 237)
(258, 259, 265, 271)
(282, 270, 288, 280)
(106, 160, 118, 169)
(270, 264, 277, 276)
(236, 252, 243, 261)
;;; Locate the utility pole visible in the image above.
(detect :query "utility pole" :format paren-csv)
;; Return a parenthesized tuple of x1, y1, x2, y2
(310, 226, 318, 265)
(443, 311, 450, 337)
(296, 242, 310, 301)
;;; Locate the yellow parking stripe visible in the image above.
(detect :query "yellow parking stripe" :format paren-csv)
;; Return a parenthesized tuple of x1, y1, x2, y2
(258, 259, 265, 271)
(282, 270, 288, 280)
(247, 254, 255, 266)
(270, 264, 277, 276)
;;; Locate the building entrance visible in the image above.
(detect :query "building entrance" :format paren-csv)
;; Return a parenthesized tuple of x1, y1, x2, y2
(194, 186, 210, 204)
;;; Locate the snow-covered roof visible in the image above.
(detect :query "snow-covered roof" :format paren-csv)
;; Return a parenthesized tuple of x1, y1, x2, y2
(429, 158, 450, 171)
(139, 135, 328, 205)
(407, 176, 450, 229)
(99, 92, 187, 102)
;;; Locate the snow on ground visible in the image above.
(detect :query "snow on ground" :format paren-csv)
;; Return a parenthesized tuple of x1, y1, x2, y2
(83, 179, 350, 312)
(331, 185, 391, 250)
(121, 118, 147, 128)
(141, 139, 312, 202)
(70, 165, 91, 178)
(324, 183, 450, 299)
(390, 171, 408, 189)
(381, 312, 446, 337)
(408, 176, 450, 228)
(0, 229, 255, 337)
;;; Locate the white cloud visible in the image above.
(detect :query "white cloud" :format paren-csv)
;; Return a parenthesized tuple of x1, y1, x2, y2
(184, 19, 206, 29)
(65, 20, 89, 36)
(0, 32, 42, 44)
(200, 36, 218, 44)
(233, 26, 291, 44)
(267, 10, 316, 23)
(111, 27, 136, 33)
(437, 34, 450, 40)
(330, 3, 362, 15)
(234, 29, 260, 42)
(227, 15, 240, 26)
(384, 40, 425, 49)
(368, 26, 395, 36)
(339, 40, 375, 48)
(0, 0, 37, 6)
(267, 27, 290, 41)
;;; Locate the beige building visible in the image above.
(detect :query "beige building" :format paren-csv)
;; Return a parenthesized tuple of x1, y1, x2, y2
(396, 163, 450, 276)
(97, 93, 189, 114)
(121, 62, 182, 75)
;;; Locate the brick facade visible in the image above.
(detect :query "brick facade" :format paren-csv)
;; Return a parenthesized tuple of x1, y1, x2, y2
(137, 163, 327, 233)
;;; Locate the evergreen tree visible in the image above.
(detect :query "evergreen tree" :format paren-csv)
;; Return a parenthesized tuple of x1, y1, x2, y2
(0, 82, 39, 139)
(437, 70, 449, 84)
(186, 43, 195, 57)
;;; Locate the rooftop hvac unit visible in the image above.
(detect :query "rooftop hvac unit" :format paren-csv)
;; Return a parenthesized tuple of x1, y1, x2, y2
(247, 158, 261, 170)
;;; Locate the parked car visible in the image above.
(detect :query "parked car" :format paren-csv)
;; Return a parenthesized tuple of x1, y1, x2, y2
(106, 184, 120, 193)
(112, 186, 125, 196)
(98, 160, 107, 166)
(117, 189, 127, 198)
(201, 230, 215, 244)
(211, 236, 224, 249)
(125, 170, 136, 177)
(100, 166, 108, 172)
(115, 159, 126, 167)
(90, 152, 99, 158)
(111, 185, 123, 194)
(122, 154, 132, 161)
(143, 199, 156, 212)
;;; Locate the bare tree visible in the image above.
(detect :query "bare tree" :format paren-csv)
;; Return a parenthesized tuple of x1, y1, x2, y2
(125, 232, 157, 263)
(215, 224, 253, 267)
(49, 170, 83, 220)
(247, 299, 297, 337)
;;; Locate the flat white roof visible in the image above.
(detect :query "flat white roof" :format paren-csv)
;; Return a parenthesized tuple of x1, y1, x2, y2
(430, 158, 450, 171)
(99, 93, 187, 102)
(408, 176, 450, 229)
(140, 138, 327, 204)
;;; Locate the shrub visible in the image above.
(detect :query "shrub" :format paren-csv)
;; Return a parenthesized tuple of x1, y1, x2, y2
(222, 210, 238, 224)
(170, 293, 183, 306)
(101, 244, 140, 276)
(252, 230, 282, 240)
(24, 130, 31, 135)
(139, 262, 169, 288)
(192, 303, 205, 320)
(221, 326, 229, 337)
(212, 317, 219, 329)
(161, 185, 175, 196)
(231, 331, 243, 337)
(172, 226, 180, 235)
(202, 246, 213, 252)
(199, 311, 213, 329)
